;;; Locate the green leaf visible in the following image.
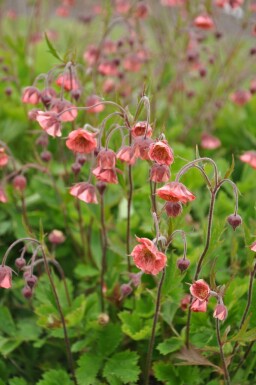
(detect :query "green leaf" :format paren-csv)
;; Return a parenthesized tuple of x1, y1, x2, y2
(157, 337, 183, 355)
(224, 154, 235, 179)
(153, 361, 178, 383)
(76, 353, 103, 385)
(118, 311, 154, 340)
(96, 323, 122, 357)
(9, 378, 28, 385)
(37, 370, 72, 385)
(44, 33, 64, 62)
(103, 351, 140, 384)
(0, 307, 16, 336)
(0, 337, 22, 356)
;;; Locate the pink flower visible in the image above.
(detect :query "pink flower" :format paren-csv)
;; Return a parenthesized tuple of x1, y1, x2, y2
(148, 140, 174, 165)
(201, 133, 221, 150)
(150, 164, 170, 183)
(56, 73, 79, 91)
(250, 241, 256, 252)
(165, 202, 182, 217)
(66, 129, 97, 154)
(70, 182, 98, 204)
(123, 55, 143, 72)
(0, 186, 8, 203)
(161, 0, 184, 6)
(50, 99, 78, 122)
(131, 121, 153, 138)
(83, 45, 100, 66)
(213, 304, 228, 321)
(0, 265, 12, 289)
(133, 137, 154, 161)
(191, 298, 208, 312)
(0, 148, 8, 167)
(180, 294, 191, 311)
(131, 237, 167, 275)
(86, 95, 105, 114)
(98, 60, 119, 76)
(194, 15, 214, 30)
(103, 79, 116, 94)
(12, 175, 27, 191)
(97, 149, 116, 169)
(103, 40, 117, 55)
(156, 182, 196, 203)
(230, 90, 251, 106)
(190, 279, 210, 301)
(36, 111, 62, 137)
(117, 146, 137, 165)
(240, 151, 256, 169)
(115, 0, 131, 13)
(48, 230, 66, 244)
(92, 167, 118, 184)
(135, 2, 148, 19)
(22, 87, 41, 105)
(216, 0, 243, 8)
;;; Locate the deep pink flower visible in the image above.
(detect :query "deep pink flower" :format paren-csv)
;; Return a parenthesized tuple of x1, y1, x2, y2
(50, 99, 78, 122)
(12, 175, 27, 191)
(66, 129, 97, 154)
(86, 95, 105, 114)
(156, 182, 196, 203)
(213, 304, 228, 321)
(230, 90, 251, 106)
(0, 266, 12, 289)
(165, 202, 182, 217)
(0, 148, 8, 167)
(22, 87, 41, 105)
(131, 236, 167, 275)
(150, 164, 170, 183)
(97, 149, 116, 169)
(240, 151, 256, 169)
(0, 186, 7, 203)
(133, 137, 154, 161)
(149, 140, 174, 165)
(191, 298, 208, 312)
(250, 241, 256, 252)
(201, 133, 221, 150)
(56, 73, 79, 91)
(180, 294, 191, 311)
(117, 146, 136, 165)
(194, 15, 214, 30)
(190, 279, 210, 301)
(131, 121, 153, 138)
(92, 167, 118, 184)
(135, 2, 148, 19)
(70, 182, 98, 203)
(48, 230, 66, 244)
(36, 111, 62, 137)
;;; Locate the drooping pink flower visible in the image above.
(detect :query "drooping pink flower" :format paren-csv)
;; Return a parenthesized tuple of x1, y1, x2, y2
(165, 202, 183, 217)
(48, 230, 66, 244)
(0, 186, 8, 203)
(148, 140, 174, 165)
(180, 294, 191, 311)
(0, 148, 8, 167)
(131, 236, 167, 275)
(103, 78, 116, 94)
(201, 133, 221, 150)
(56, 6, 69, 17)
(97, 149, 116, 169)
(117, 146, 137, 165)
(70, 182, 98, 203)
(161, 0, 184, 6)
(86, 95, 105, 114)
(41, 88, 57, 107)
(98, 60, 119, 76)
(50, 99, 78, 122)
(92, 167, 118, 184)
(190, 279, 210, 301)
(123, 55, 143, 72)
(215, 0, 243, 8)
(12, 175, 27, 191)
(150, 164, 170, 183)
(115, 0, 131, 14)
(56, 73, 79, 91)
(22, 87, 41, 105)
(103, 40, 117, 54)
(66, 129, 97, 154)
(131, 121, 153, 138)
(83, 45, 100, 66)
(194, 15, 214, 30)
(240, 151, 256, 169)
(230, 90, 251, 106)
(133, 137, 154, 161)
(156, 182, 196, 203)
(213, 304, 228, 321)
(36, 111, 62, 137)
(0, 265, 12, 289)
(135, 2, 148, 19)
(250, 241, 256, 252)
(191, 298, 208, 312)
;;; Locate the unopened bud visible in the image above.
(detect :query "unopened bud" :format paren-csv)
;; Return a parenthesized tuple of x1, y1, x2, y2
(98, 313, 110, 325)
(165, 202, 182, 217)
(71, 162, 81, 175)
(71, 89, 81, 101)
(96, 181, 107, 195)
(120, 283, 133, 299)
(25, 274, 37, 288)
(176, 257, 190, 272)
(40, 150, 52, 162)
(129, 272, 142, 287)
(227, 214, 242, 231)
(12, 175, 27, 191)
(22, 285, 33, 299)
(15, 257, 26, 270)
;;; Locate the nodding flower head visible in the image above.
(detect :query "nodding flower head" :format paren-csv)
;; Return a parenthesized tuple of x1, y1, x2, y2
(97, 149, 116, 169)
(194, 14, 214, 30)
(0, 148, 8, 167)
(92, 167, 119, 184)
(190, 279, 210, 301)
(117, 146, 137, 165)
(191, 298, 208, 312)
(0, 265, 12, 289)
(213, 304, 228, 321)
(56, 73, 79, 91)
(131, 121, 153, 138)
(22, 86, 41, 105)
(48, 230, 66, 244)
(133, 137, 154, 161)
(227, 214, 242, 231)
(156, 182, 196, 204)
(148, 140, 174, 166)
(201, 133, 221, 150)
(86, 95, 105, 114)
(70, 182, 98, 204)
(165, 202, 183, 217)
(230, 90, 251, 106)
(240, 151, 256, 169)
(12, 175, 27, 191)
(131, 236, 167, 275)
(150, 164, 170, 183)
(50, 99, 78, 122)
(66, 129, 97, 154)
(36, 111, 62, 137)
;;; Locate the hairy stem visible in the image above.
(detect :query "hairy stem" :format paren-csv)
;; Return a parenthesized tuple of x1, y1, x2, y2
(126, 162, 133, 272)
(100, 193, 107, 312)
(216, 319, 231, 385)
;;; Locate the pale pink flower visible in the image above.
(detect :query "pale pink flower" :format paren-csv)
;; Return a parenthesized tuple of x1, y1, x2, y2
(161, 0, 184, 6)
(83, 45, 100, 66)
(103, 40, 117, 54)
(240, 151, 256, 169)
(115, 0, 131, 13)
(133, 137, 154, 161)
(98, 60, 119, 76)
(0, 186, 8, 203)
(50, 99, 78, 122)
(0, 148, 8, 167)
(56, 73, 79, 91)
(213, 304, 228, 321)
(194, 15, 214, 30)
(131, 121, 153, 138)
(156, 182, 196, 203)
(0, 266, 12, 289)
(131, 237, 167, 275)
(66, 129, 97, 154)
(103, 79, 116, 94)
(148, 140, 174, 165)
(150, 164, 170, 183)
(190, 279, 210, 301)
(250, 241, 256, 252)
(36, 111, 62, 137)
(86, 95, 105, 114)
(70, 182, 98, 204)
(92, 167, 118, 184)
(48, 230, 66, 244)
(191, 298, 208, 312)
(117, 146, 137, 165)
(180, 294, 191, 311)
(22, 87, 41, 105)
(123, 55, 143, 72)
(97, 150, 116, 169)
(230, 90, 251, 106)
(201, 133, 221, 150)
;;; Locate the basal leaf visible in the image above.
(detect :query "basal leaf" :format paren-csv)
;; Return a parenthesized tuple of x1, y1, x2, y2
(76, 353, 103, 385)
(103, 351, 140, 384)
(37, 369, 72, 385)
(157, 337, 183, 355)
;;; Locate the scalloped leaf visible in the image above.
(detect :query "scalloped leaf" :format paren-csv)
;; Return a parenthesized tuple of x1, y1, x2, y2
(118, 311, 154, 340)
(36, 369, 72, 385)
(157, 337, 183, 355)
(103, 351, 140, 384)
(76, 353, 103, 385)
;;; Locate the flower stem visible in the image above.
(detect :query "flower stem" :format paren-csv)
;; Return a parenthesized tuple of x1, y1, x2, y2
(144, 268, 166, 385)
(100, 193, 107, 312)
(216, 318, 231, 385)
(126, 162, 133, 272)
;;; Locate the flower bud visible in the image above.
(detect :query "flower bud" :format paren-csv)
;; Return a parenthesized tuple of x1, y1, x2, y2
(28, 109, 39, 121)
(176, 257, 190, 272)
(71, 162, 81, 175)
(36, 133, 49, 147)
(98, 313, 110, 325)
(40, 150, 52, 162)
(213, 304, 228, 321)
(120, 283, 133, 299)
(48, 230, 66, 244)
(22, 285, 33, 299)
(227, 214, 242, 231)
(96, 181, 107, 195)
(25, 274, 37, 289)
(5, 87, 12, 96)
(15, 257, 26, 270)
(77, 154, 87, 166)
(12, 175, 27, 191)
(165, 202, 182, 217)
(71, 89, 82, 101)
(129, 272, 142, 287)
